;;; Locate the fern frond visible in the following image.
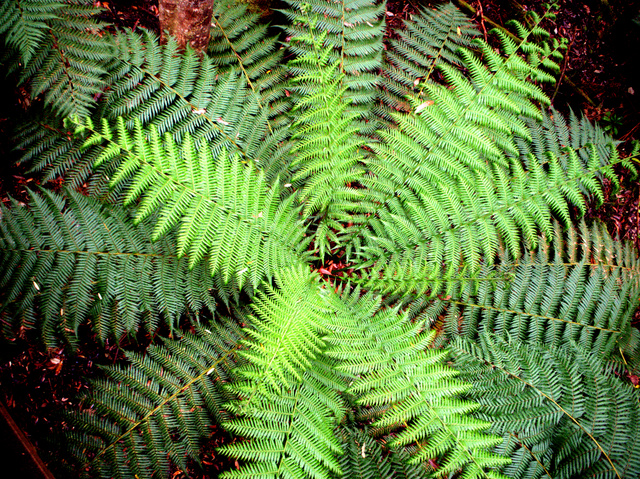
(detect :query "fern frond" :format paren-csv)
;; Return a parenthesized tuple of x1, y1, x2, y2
(281, 0, 386, 133)
(325, 290, 510, 478)
(71, 116, 311, 291)
(16, 0, 113, 117)
(0, 189, 216, 346)
(286, 41, 370, 257)
(0, 0, 64, 65)
(436, 221, 640, 361)
(67, 324, 243, 479)
(377, 2, 480, 120)
(452, 334, 640, 479)
(208, 0, 288, 125)
(219, 267, 347, 478)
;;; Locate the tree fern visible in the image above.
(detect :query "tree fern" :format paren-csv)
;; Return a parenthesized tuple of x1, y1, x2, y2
(67, 322, 243, 479)
(1, 1, 639, 479)
(451, 334, 640, 479)
(0, 189, 216, 346)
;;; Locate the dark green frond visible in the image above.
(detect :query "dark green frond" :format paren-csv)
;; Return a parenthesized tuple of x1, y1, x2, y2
(436, 221, 640, 361)
(208, 0, 288, 125)
(452, 335, 640, 479)
(67, 324, 243, 479)
(0, 0, 64, 65)
(0, 189, 216, 346)
(18, 0, 113, 117)
(377, 1, 480, 121)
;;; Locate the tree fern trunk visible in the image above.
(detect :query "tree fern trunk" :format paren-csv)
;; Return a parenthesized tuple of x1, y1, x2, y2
(158, 0, 214, 52)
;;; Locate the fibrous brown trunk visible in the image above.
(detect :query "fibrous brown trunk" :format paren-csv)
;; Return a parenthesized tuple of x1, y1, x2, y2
(157, 0, 215, 53)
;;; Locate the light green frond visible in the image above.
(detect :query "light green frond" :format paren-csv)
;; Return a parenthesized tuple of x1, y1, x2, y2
(219, 268, 347, 479)
(325, 290, 510, 478)
(72, 116, 311, 291)
(281, 0, 386, 133)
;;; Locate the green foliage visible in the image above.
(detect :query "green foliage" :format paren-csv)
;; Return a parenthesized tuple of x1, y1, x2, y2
(451, 335, 640, 479)
(1, 1, 639, 479)
(0, 189, 216, 347)
(67, 322, 243, 478)
(2, 0, 112, 117)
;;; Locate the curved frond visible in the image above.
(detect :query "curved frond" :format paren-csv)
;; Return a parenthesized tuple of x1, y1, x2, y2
(0, 189, 216, 346)
(67, 324, 243, 479)
(71, 116, 311, 291)
(452, 335, 640, 479)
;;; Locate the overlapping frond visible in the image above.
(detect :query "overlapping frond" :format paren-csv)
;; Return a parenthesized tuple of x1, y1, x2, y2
(325, 290, 510, 478)
(377, 1, 480, 120)
(208, 0, 288, 125)
(67, 324, 244, 479)
(0, 189, 216, 346)
(336, 426, 425, 479)
(219, 267, 347, 478)
(72, 116, 310, 291)
(17, 0, 113, 117)
(452, 335, 640, 479)
(434, 221, 640, 361)
(281, 0, 386, 133)
(0, 0, 63, 65)
(287, 40, 368, 256)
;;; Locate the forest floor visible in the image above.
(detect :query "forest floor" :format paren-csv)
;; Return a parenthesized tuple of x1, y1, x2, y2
(0, 0, 639, 477)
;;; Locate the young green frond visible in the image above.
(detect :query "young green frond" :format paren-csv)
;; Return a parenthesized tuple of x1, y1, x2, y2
(281, 0, 386, 133)
(72, 116, 311, 290)
(220, 268, 347, 478)
(325, 291, 510, 477)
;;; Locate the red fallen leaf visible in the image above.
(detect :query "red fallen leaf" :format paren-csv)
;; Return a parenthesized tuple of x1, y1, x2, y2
(428, 458, 439, 470)
(319, 267, 332, 275)
(437, 294, 452, 301)
(628, 374, 640, 387)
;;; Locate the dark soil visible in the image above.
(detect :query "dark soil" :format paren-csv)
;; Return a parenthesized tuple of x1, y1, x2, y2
(0, 0, 639, 477)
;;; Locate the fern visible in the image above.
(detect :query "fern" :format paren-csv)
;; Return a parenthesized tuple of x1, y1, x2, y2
(14, 0, 112, 117)
(71, 116, 311, 291)
(377, 2, 480, 120)
(67, 323, 243, 479)
(0, 189, 216, 346)
(281, 0, 386, 133)
(1, 1, 639, 479)
(451, 334, 640, 479)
